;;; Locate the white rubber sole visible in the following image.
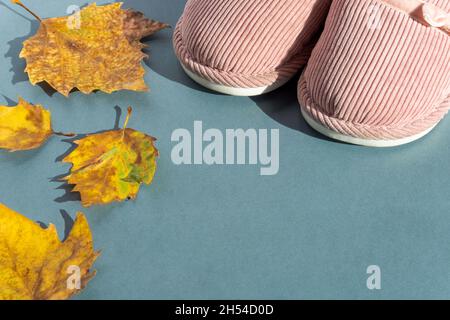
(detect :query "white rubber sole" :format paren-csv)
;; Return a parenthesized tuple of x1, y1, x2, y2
(181, 64, 290, 96)
(301, 108, 435, 147)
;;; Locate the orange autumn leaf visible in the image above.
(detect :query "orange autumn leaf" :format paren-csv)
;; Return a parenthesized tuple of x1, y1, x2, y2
(15, 1, 169, 96)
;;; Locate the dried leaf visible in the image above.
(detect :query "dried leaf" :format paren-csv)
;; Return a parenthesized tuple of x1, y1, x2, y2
(63, 108, 158, 207)
(0, 203, 99, 300)
(0, 97, 52, 151)
(123, 9, 170, 43)
(18, 2, 169, 96)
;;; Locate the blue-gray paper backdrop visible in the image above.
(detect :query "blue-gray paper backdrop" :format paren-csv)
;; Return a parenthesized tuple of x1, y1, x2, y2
(1, 0, 450, 299)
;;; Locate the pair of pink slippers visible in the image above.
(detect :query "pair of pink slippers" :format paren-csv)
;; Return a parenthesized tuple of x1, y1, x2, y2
(174, 0, 450, 147)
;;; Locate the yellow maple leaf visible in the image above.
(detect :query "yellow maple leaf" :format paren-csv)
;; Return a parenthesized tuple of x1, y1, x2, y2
(15, 1, 169, 96)
(63, 107, 159, 207)
(0, 202, 99, 300)
(0, 97, 53, 151)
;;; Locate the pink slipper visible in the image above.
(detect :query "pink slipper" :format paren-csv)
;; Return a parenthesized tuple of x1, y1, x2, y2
(299, 0, 450, 147)
(174, 0, 331, 96)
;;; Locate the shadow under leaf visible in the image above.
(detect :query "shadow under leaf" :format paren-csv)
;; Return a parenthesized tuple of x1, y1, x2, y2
(5, 20, 39, 85)
(60, 209, 75, 240)
(36, 210, 75, 240)
(1, 94, 17, 106)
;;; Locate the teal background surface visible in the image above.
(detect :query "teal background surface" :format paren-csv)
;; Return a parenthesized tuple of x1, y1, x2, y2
(1, 0, 450, 299)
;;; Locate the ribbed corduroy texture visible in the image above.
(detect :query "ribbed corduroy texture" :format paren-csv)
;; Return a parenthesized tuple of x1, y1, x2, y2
(174, 0, 331, 88)
(299, 0, 450, 140)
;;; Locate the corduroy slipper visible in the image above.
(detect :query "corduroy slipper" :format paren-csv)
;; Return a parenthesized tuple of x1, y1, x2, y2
(174, 0, 331, 96)
(299, 0, 450, 147)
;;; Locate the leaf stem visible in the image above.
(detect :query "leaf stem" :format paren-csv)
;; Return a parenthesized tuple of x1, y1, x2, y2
(11, 0, 42, 22)
(123, 106, 132, 130)
(122, 106, 132, 139)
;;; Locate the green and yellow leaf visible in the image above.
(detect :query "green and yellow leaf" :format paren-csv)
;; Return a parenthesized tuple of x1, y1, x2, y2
(63, 107, 158, 207)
